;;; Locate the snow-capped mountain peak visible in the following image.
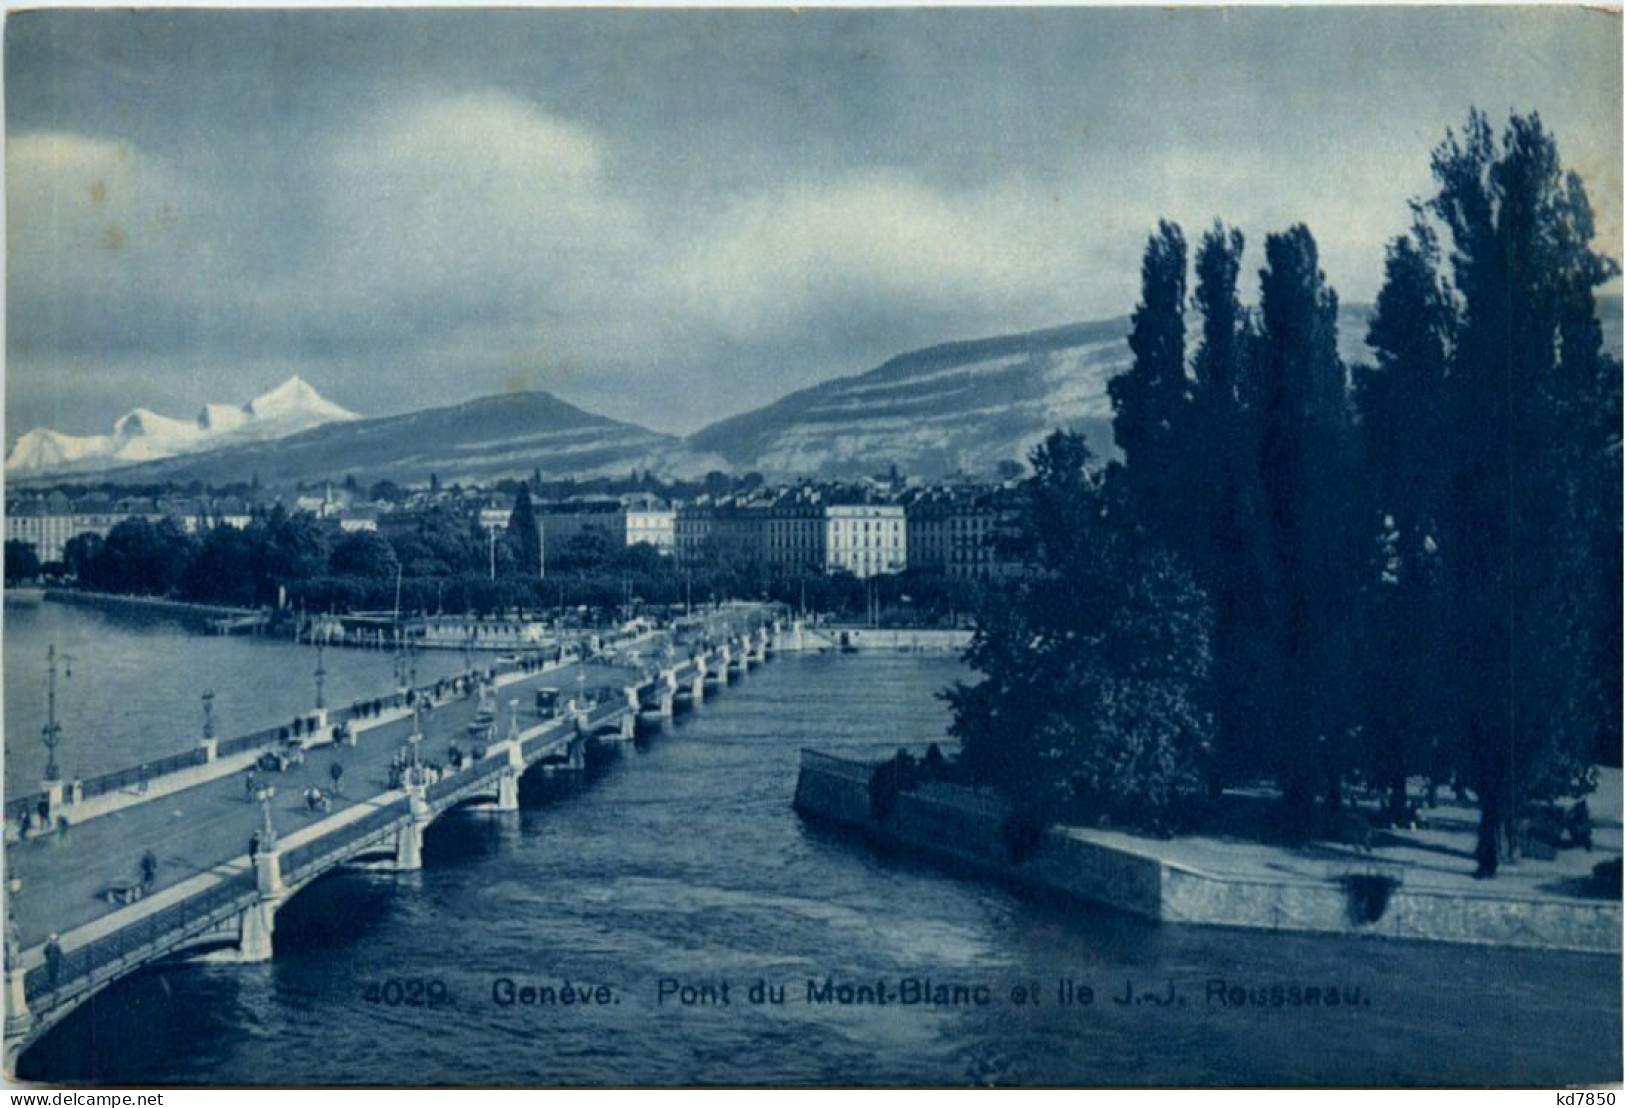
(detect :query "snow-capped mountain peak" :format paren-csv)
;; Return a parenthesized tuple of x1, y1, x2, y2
(244, 376, 354, 421)
(197, 402, 247, 433)
(6, 378, 359, 477)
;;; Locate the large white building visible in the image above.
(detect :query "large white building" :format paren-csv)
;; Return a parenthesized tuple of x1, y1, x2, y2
(823, 504, 906, 579)
(625, 507, 676, 556)
(6, 503, 118, 563)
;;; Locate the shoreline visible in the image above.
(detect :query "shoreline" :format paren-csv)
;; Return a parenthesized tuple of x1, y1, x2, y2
(793, 750, 1622, 955)
(38, 588, 262, 621)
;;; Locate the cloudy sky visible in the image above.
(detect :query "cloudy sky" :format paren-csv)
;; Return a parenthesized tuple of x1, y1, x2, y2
(7, 7, 1620, 443)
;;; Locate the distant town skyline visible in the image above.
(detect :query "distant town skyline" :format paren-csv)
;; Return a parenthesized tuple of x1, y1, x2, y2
(8, 7, 1620, 444)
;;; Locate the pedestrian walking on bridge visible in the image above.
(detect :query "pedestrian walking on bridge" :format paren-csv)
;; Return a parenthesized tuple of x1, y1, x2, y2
(43, 933, 62, 987)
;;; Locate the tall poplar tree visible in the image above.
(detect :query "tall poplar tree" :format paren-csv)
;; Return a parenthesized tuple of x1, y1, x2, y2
(506, 483, 543, 578)
(1351, 225, 1457, 821)
(1185, 223, 1273, 790)
(1426, 111, 1618, 875)
(1109, 221, 1190, 528)
(1255, 225, 1359, 837)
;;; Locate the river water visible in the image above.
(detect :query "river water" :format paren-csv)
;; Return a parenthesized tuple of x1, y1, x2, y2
(4, 599, 471, 792)
(9, 599, 1621, 1085)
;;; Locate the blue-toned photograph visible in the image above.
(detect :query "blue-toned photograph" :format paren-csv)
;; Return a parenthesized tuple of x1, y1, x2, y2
(2, 5, 1620, 1089)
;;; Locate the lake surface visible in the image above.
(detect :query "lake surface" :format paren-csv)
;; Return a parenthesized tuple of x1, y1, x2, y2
(10, 600, 1621, 1085)
(4, 598, 470, 792)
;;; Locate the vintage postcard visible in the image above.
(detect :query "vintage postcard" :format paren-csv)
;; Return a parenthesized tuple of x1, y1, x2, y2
(1, 5, 1620, 1091)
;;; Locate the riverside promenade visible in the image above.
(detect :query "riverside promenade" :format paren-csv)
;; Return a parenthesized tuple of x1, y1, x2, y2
(3, 605, 787, 1070)
(795, 751, 1623, 954)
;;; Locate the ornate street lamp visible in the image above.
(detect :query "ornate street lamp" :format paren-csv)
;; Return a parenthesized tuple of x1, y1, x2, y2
(40, 645, 74, 782)
(5, 876, 22, 974)
(256, 785, 278, 851)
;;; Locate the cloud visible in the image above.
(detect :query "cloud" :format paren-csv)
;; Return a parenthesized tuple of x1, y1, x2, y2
(8, 132, 227, 348)
(8, 76, 1616, 443)
(317, 92, 640, 308)
(666, 170, 1083, 344)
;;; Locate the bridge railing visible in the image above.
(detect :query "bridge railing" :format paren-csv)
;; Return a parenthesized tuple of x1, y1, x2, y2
(281, 799, 412, 886)
(4, 632, 629, 819)
(7, 794, 47, 827)
(24, 869, 260, 1006)
(215, 723, 291, 760)
(427, 756, 506, 806)
(76, 749, 212, 802)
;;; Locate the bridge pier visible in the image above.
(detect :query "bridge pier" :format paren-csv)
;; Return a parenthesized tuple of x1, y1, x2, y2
(619, 689, 639, 739)
(236, 850, 285, 963)
(494, 736, 525, 811)
(391, 784, 431, 871)
(496, 770, 520, 811)
(656, 671, 678, 718)
(5, 961, 32, 1042)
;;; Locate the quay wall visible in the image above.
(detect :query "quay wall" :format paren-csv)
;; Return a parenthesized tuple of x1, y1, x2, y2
(42, 589, 260, 621)
(780, 626, 972, 653)
(794, 752, 1621, 954)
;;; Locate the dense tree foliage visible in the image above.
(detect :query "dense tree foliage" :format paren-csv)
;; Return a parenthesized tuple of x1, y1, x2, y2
(506, 484, 542, 577)
(1422, 111, 1620, 874)
(945, 432, 1213, 831)
(1253, 225, 1362, 837)
(328, 530, 400, 581)
(5, 540, 41, 584)
(954, 110, 1617, 869)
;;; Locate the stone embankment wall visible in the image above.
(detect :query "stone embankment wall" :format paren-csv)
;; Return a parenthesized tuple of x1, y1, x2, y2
(793, 751, 1621, 954)
(778, 625, 972, 653)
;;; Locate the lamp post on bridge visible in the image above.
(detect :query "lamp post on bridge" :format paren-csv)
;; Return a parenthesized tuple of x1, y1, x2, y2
(40, 645, 77, 783)
(256, 785, 278, 851)
(405, 701, 425, 785)
(5, 876, 22, 969)
(4, 874, 27, 1036)
(313, 641, 327, 712)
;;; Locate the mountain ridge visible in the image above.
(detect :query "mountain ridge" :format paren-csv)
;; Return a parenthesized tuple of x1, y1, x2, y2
(6, 375, 359, 477)
(32, 389, 715, 489)
(10, 294, 1619, 487)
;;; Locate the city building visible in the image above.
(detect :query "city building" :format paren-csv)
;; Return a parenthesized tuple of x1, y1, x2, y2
(624, 502, 676, 556)
(674, 501, 715, 567)
(824, 503, 907, 579)
(903, 488, 957, 573)
(708, 500, 771, 567)
(477, 497, 514, 532)
(765, 488, 826, 574)
(337, 509, 379, 533)
(948, 486, 1025, 580)
(537, 501, 625, 570)
(5, 495, 118, 564)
